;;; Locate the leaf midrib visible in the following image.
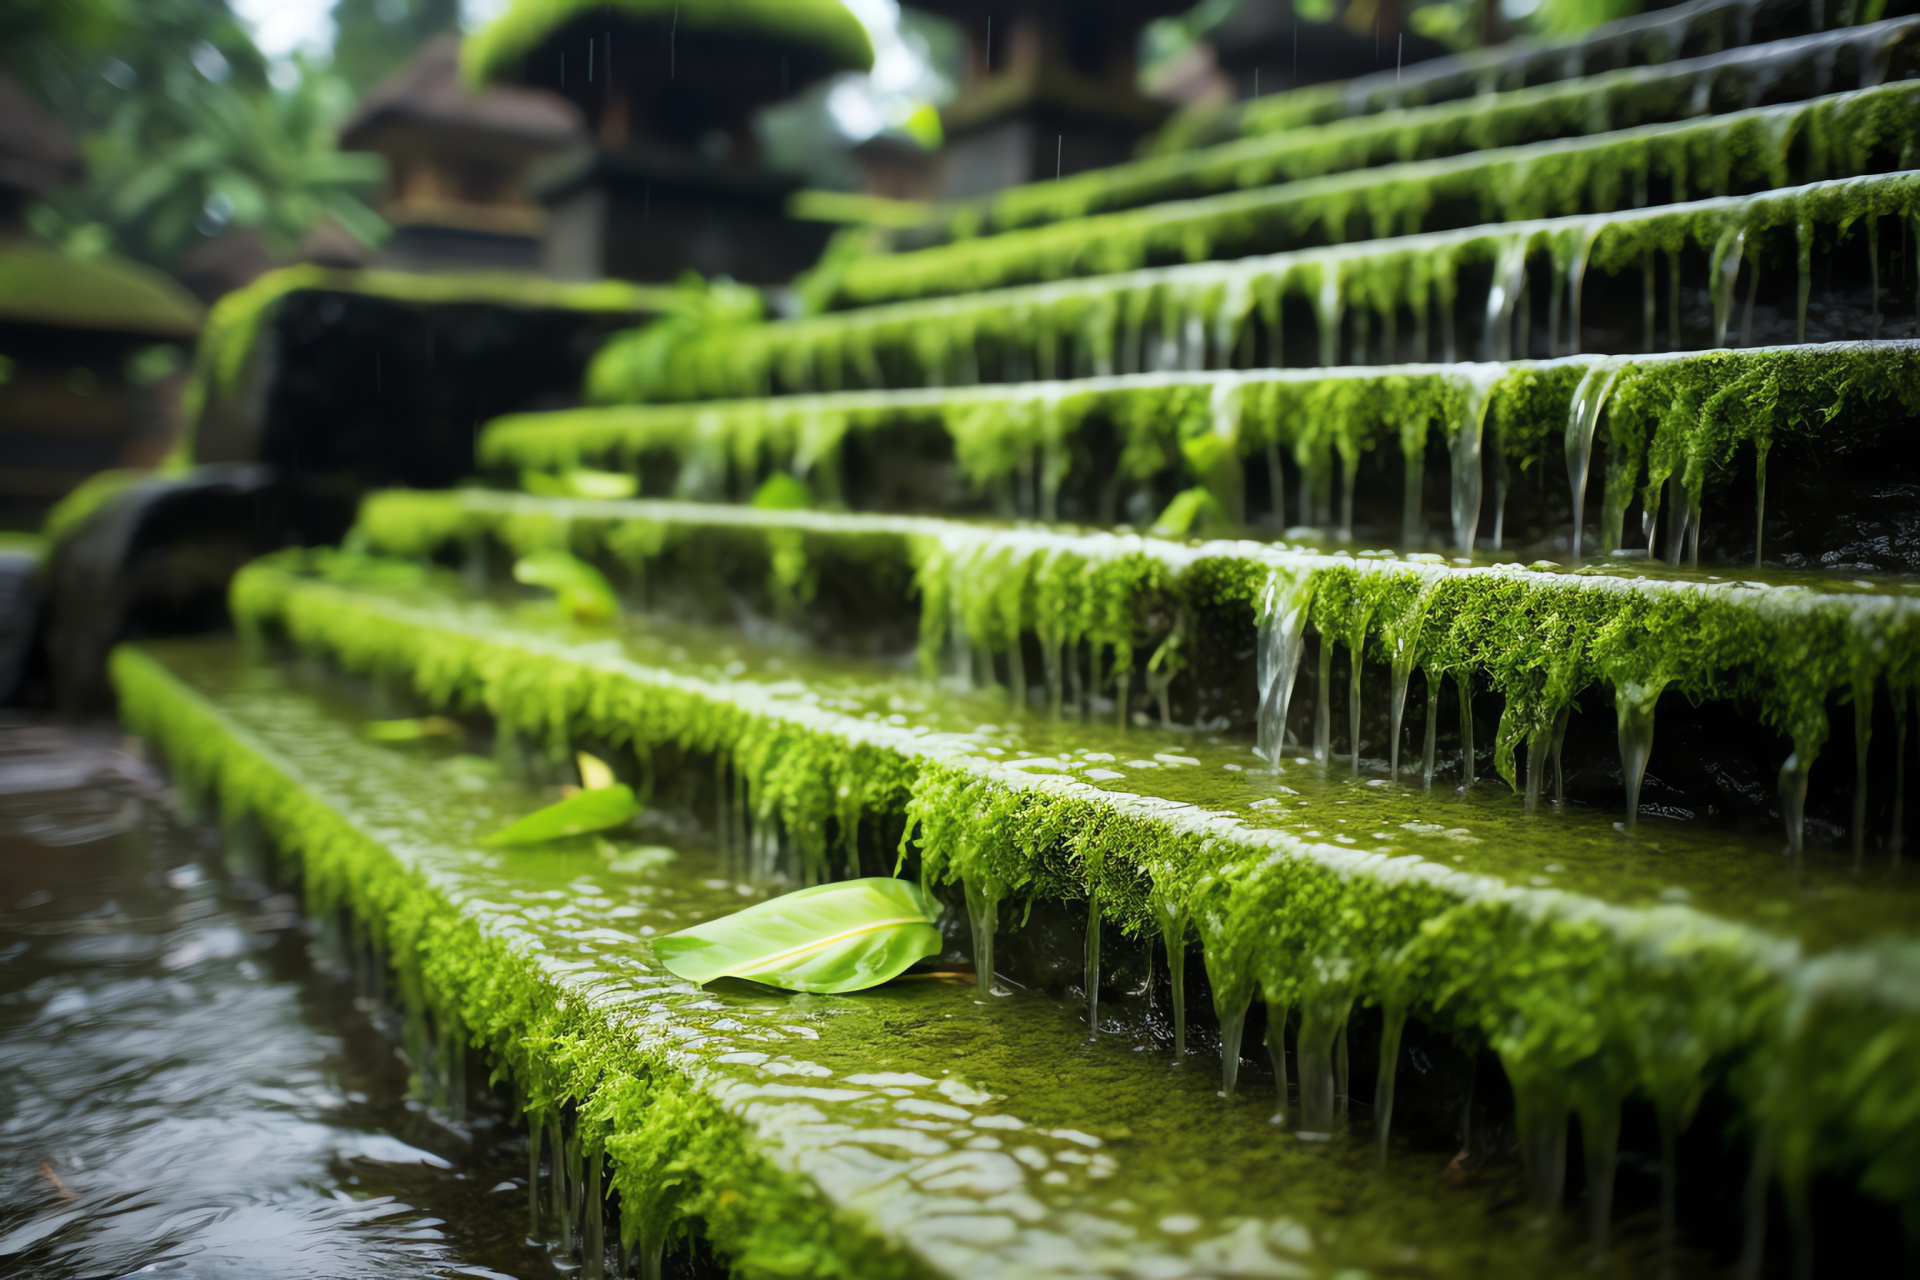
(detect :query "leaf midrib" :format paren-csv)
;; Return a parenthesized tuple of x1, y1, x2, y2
(733, 915, 932, 975)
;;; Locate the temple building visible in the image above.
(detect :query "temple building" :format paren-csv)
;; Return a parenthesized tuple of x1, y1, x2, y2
(903, 0, 1190, 199)
(0, 75, 201, 529)
(462, 0, 875, 284)
(340, 34, 584, 272)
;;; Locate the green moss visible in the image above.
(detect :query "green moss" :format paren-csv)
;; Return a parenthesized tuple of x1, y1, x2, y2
(923, 50, 1908, 242)
(816, 83, 1920, 309)
(0, 237, 202, 339)
(497, 342, 1920, 548)
(592, 172, 1920, 403)
(211, 555, 1920, 1222)
(461, 0, 873, 87)
(110, 642, 926, 1279)
(352, 488, 1920, 822)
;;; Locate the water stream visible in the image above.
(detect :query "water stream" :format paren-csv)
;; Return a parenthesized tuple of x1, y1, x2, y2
(0, 721, 560, 1280)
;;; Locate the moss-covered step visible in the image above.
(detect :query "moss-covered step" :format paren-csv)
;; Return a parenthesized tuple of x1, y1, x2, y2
(1153, 0, 1910, 153)
(116, 637, 1815, 1279)
(487, 341, 1920, 569)
(352, 489, 1920, 852)
(811, 82, 1920, 311)
(592, 172, 1920, 404)
(896, 21, 1920, 247)
(211, 554, 1920, 1259)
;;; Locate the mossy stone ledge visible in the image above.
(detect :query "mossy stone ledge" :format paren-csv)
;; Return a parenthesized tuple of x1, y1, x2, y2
(589, 173, 1920, 404)
(488, 342, 1920, 561)
(352, 489, 1920, 842)
(903, 20, 1920, 246)
(814, 81, 1920, 309)
(201, 554, 1920, 1249)
(118, 636, 1781, 1278)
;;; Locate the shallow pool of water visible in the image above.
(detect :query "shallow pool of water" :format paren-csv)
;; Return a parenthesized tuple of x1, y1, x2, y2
(0, 719, 560, 1279)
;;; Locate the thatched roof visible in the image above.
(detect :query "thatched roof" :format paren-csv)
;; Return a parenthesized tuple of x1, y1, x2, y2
(343, 35, 583, 154)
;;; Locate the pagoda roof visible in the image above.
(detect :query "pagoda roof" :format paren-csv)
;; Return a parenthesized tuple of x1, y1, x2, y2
(0, 238, 202, 339)
(343, 35, 582, 152)
(463, 0, 874, 89)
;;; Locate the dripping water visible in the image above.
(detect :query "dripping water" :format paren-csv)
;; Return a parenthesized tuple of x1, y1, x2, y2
(1389, 653, 1413, 779)
(1158, 902, 1188, 1062)
(965, 876, 1000, 996)
(1780, 751, 1811, 859)
(1255, 573, 1311, 769)
(1422, 670, 1441, 789)
(1084, 891, 1101, 1039)
(1565, 357, 1630, 561)
(1616, 679, 1664, 830)
(1482, 239, 1529, 362)
(1347, 639, 1365, 776)
(1449, 365, 1502, 553)
(1852, 677, 1873, 870)
(1316, 269, 1344, 368)
(1265, 1004, 1290, 1126)
(1795, 218, 1814, 342)
(1710, 224, 1750, 347)
(1375, 1005, 1407, 1165)
(1579, 1092, 1624, 1259)
(1314, 637, 1334, 769)
(1458, 675, 1477, 787)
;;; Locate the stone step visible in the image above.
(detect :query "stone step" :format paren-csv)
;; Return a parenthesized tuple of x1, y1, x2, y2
(895, 20, 1920, 247)
(353, 489, 1920, 856)
(819, 82, 1920, 310)
(189, 555, 1920, 1263)
(591, 172, 1920, 404)
(1154, 0, 1904, 152)
(117, 636, 1701, 1279)
(483, 341, 1920, 571)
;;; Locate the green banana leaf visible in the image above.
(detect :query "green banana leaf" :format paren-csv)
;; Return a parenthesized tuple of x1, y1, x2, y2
(487, 784, 639, 846)
(654, 878, 944, 994)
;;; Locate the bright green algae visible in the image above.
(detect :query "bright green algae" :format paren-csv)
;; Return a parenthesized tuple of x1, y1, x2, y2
(897, 21, 1920, 244)
(119, 636, 1672, 1280)
(813, 82, 1920, 309)
(216, 554, 1920, 1226)
(588, 173, 1920, 403)
(489, 342, 1920, 545)
(353, 490, 1920, 808)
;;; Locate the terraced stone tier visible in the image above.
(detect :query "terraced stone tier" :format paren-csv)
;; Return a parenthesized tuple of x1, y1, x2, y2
(118, 637, 1687, 1280)
(816, 82, 1920, 309)
(892, 21, 1920, 246)
(1151, 0, 1900, 151)
(213, 553, 1920, 1256)
(485, 342, 1920, 568)
(354, 491, 1919, 852)
(593, 173, 1920, 403)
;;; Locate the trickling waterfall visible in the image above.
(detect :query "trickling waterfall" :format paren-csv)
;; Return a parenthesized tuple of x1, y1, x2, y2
(965, 875, 1001, 996)
(1515, 1082, 1570, 1219)
(1422, 670, 1441, 789)
(1483, 239, 1530, 362)
(1156, 899, 1189, 1062)
(1347, 638, 1365, 776)
(1458, 676, 1478, 787)
(1375, 1004, 1407, 1164)
(1565, 357, 1630, 561)
(1852, 675, 1873, 868)
(1085, 891, 1102, 1039)
(1780, 751, 1811, 857)
(1316, 269, 1344, 367)
(1255, 573, 1312, 769)
(1314, 639, 1334, 768)
(1711, 224, 1750, 347)
(1266, 1004, 1290, 1126)
(1577, 1089, 1624, 1257)
(1449, 365, 1503, 553)
(1295, 991, 1352, 1134)
(1389, 659, 1412, 778)
(1565, 217, 1608, 355)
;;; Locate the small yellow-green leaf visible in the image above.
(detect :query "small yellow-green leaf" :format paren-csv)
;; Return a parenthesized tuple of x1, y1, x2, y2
(576, 751, 615, 790)
(487, 784, 639, 845)
(513, 550, 619, 622)
(654, 878, 943, 994)
(365, 716, 461, 743)
(522, 468, 637, 499)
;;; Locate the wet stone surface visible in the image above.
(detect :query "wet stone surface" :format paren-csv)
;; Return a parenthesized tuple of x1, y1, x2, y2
(126, 637, 1745, 1278)
(0, 719, 562, 1279)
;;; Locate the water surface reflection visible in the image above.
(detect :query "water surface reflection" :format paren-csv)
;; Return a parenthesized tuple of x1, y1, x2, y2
(0, 720, 556, 1279)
